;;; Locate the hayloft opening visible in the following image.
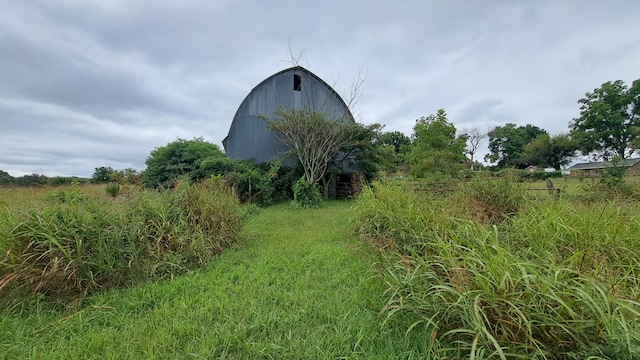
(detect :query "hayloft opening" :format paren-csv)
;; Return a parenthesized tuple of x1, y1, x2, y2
(293, 74, 301, 91)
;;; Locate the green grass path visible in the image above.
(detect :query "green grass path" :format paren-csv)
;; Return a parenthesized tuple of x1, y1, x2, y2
(1, 201, 424, 359)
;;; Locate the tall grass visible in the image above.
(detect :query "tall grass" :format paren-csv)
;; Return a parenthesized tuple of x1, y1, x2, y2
(0, 201, 429, 359)
(353, 177, 640, 358)
(0, 179, 242, 304)
(505, 202, 640, 295)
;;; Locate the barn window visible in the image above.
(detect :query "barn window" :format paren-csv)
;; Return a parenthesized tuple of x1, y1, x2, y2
(293, 74, 301, 91)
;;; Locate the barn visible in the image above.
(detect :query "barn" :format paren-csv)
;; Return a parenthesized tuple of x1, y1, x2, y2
(222, 66, 355, 163)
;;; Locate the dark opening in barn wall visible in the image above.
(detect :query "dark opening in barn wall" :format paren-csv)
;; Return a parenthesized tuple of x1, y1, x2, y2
(293, 74, 301, 91)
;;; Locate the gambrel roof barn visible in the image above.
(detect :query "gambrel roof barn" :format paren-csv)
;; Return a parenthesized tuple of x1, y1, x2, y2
(223, 66, 355, 163)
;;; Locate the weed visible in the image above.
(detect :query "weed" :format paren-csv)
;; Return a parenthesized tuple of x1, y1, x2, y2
(0, 179, 242, 303)
(104, 182, 120, 197)
(457, 177, 528, 223)
(352, 176, 640, 358)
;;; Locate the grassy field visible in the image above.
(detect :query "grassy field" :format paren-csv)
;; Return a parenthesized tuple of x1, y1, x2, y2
(1, 199, 428, 359)
(4, 176, 640, 359)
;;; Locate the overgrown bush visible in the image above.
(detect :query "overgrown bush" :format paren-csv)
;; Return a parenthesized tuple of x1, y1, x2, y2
(291, 177, 322, 208)
(0, 180, 241, 303)
(352, 177, 640, 358)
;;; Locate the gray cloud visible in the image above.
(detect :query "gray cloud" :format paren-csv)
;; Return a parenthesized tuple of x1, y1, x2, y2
(1, 0, 639, 177)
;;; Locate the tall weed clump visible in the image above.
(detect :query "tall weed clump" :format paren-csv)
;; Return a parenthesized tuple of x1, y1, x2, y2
(352, 177, 447, 250)
(455, 176, 528, 223)
(175, 179, 242, 259)
(352, 177, 640, 358)
(0, 179, 241, 302)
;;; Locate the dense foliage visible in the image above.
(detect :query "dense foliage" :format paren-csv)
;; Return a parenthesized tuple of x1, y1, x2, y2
(570, 79, 640, 160)
(142, 137, 227, 189)
(521, 133, 577, 170)
(486, 123, 548, 168)
(0, 171, 89, 187)
(92, 166, 141, 185)
(407, 109, 467, 179)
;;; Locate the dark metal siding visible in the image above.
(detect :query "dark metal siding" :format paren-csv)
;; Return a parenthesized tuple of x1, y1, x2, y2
(224, 66, 354, 163)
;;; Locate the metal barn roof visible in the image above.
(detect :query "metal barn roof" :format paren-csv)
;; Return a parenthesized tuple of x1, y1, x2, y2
(223, 66, 355, 163)
(567, 158, 640, 171)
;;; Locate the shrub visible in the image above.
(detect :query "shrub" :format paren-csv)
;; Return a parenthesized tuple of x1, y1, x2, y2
(291, 177, 322, 208)
(105, 183, 120, 197)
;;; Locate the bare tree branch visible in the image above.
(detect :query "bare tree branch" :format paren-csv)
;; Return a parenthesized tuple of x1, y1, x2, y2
(461, 126, 487, 164)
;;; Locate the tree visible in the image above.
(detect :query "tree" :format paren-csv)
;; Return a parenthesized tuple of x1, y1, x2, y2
(460, 126, 487, 165)
(408, 109, 467, 178)
(570, 79, 640, 160)
(14, 173, 48, 186)
(378, 131, 411, 155)
(341, 123, 397, 178)
(486, 123, 547, 168)
(521, 134, 577, 170)
(142, 137, 227, 189)
(0, 170, 14, 185)
(263, 109, 361, 204)
(92, 166, 115, 183)
(107, 168, 142, 185)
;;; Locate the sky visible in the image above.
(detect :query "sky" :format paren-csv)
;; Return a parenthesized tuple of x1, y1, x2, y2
(1, 1, 639, 178)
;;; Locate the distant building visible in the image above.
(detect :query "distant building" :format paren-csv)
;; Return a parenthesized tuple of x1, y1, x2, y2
(223, 66, 354, 163)
(567, 158, 640, 177)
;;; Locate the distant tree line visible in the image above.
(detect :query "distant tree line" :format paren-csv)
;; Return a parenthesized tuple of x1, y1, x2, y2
(0, 170, 90, 187)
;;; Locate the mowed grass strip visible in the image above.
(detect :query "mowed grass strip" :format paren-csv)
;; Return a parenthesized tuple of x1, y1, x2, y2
(1, 201, 426, 359)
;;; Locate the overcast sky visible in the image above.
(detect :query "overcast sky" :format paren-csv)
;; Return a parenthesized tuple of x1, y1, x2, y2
(1, 1, 639, 177)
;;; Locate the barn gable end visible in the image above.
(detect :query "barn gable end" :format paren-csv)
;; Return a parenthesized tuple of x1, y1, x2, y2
(223, 66, 355, 163)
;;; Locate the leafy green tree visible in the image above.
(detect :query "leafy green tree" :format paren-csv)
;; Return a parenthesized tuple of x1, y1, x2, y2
(486, 123, 547, 168)
(142, 137, 227, 189)
(376, 130, 411, 169)
(570, 79, 640, 160)
(378, 131, 411, 155)
(408, 109, 467, 178)
(263, 109, 361, 206)
(92, 166, 115, 183)
(341, 123, 397, 179)
(0, 170, 14, 185)
(521, 134, 577, 170)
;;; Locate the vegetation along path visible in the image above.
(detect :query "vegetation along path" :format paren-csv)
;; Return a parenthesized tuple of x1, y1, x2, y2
(1, 201, 425, 359)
